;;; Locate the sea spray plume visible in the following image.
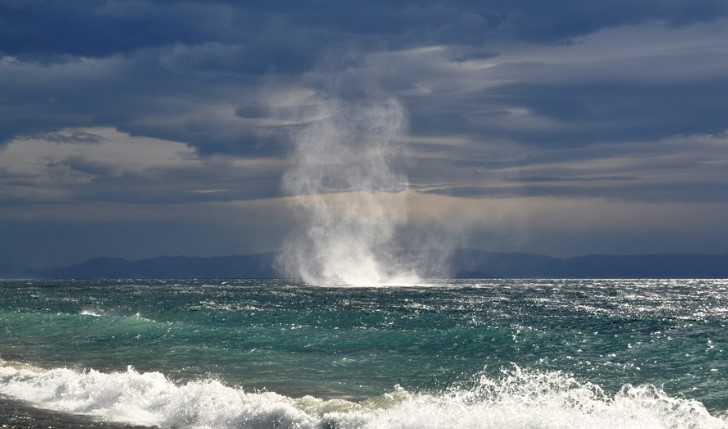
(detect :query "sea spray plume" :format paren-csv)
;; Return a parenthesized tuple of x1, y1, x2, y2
(279, 91, 420, 286)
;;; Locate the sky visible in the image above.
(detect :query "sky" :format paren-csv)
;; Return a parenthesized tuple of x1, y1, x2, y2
(2, 0, 728, 268)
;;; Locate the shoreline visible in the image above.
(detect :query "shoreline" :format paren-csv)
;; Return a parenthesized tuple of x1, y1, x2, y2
(0, 396, 153, 429)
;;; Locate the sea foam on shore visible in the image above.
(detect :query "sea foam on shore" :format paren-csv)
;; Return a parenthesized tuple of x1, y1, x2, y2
(2, 361, 726, 429)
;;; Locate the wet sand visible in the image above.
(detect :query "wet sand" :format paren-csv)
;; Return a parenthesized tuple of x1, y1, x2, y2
(0, 396, 153, 429)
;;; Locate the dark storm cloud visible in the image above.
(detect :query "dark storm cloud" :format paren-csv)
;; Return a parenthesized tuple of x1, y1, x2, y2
(397, 31, 728, 148)
(2, 0, 728, 265)
(3, 1, 726, 148)
(406, 127, 728, 203)
(0, 49, 288, 156)
(4, 0, 725, 58)
(463, 79, 728, 146)
(464, 0, 728, 41)
(0, 1, 237, 57)
(2, 0, 726, 174)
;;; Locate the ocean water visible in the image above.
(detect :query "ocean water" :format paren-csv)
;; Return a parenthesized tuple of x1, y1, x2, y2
(1, 279, 727, 428)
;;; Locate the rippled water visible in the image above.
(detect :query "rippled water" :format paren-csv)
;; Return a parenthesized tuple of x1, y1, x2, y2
(1, 279, 727, 428)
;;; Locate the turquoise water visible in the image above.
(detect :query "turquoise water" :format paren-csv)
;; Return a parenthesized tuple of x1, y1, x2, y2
(1, 279, 727, 428)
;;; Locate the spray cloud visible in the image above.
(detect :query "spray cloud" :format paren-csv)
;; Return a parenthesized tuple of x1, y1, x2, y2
(278, 78, 419, 286)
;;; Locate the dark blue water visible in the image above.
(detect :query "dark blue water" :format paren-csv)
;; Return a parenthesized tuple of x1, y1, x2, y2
(1, 279, 727, 428)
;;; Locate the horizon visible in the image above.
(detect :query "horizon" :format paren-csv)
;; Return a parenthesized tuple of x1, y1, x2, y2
(2, 1, 728, 272)
(40, 248, 728, 267)
(3, 250, 728, 281)
(4, 248, 728, 272)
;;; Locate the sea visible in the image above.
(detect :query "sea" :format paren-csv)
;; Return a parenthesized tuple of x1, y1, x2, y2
(1, 278, 727, 428)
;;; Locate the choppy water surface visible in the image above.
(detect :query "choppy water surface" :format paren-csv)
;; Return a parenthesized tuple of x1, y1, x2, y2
(1, 279, 727, 428)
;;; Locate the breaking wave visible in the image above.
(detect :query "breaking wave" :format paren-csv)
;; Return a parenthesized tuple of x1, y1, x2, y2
(1, 360, 725, 428)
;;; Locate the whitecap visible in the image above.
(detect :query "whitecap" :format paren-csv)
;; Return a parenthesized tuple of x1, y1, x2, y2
(0, 362, 725, 429)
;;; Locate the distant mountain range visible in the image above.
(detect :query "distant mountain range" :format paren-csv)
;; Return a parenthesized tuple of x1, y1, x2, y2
(2, 250, 728, 279)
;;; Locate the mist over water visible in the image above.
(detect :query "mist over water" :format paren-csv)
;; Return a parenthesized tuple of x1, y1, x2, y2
(279, 87, 420, 286)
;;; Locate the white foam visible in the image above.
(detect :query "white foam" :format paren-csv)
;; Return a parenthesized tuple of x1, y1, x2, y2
(0, 361, 725, 429)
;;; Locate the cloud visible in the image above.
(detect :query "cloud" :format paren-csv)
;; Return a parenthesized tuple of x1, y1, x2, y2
(2, 0, 728, 264)
(0, 48, 292, 156)
(363, 18, 728, 146)
(407, 131, 728, 203)
(0, 0, 238, 57)
(0, 127, 284, 205)
(4, 4, 727, 157)
(4, 1, 726, 60)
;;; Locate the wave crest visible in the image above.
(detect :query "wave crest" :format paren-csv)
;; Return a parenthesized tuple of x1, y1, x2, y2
(0, 361, 725, 429)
